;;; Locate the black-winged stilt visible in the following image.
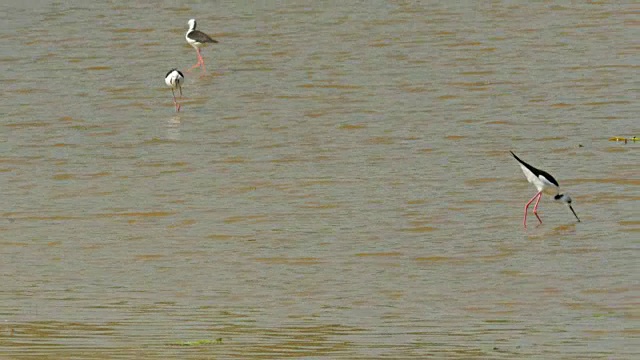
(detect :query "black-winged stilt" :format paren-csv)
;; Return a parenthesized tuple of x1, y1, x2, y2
(511, 151, 580, 228)
(165, 69, 184, 112)
(185, 19, 218, 73)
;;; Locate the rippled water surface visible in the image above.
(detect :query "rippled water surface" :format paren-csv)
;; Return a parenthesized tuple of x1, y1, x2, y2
(1, 1, 638, 359)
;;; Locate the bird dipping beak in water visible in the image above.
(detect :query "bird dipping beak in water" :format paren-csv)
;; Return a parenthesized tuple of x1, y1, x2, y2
(511, 151, 580, 228)
(165, 69, 184, 112)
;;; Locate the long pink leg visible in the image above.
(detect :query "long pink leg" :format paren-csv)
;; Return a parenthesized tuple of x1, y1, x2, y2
(197, 49, 207, 74)
(188, 49, 203, 72)
(532, 193, 543, 224)
(523, 191, 542, 228)
(171, 89, 180, 112)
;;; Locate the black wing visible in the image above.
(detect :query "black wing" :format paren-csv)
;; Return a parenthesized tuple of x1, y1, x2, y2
(165, 68, 178, 78)
(510, 151, 559, 187)
(188, 30, 218, 43)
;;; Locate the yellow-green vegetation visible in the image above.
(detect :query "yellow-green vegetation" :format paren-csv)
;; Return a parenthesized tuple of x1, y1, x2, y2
(609, 136, 638, 143)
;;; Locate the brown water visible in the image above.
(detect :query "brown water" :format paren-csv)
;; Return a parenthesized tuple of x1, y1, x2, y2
(1, 1, 638, 359)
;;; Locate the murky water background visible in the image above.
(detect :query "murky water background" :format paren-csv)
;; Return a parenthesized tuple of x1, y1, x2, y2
(0, 1, 638, 359)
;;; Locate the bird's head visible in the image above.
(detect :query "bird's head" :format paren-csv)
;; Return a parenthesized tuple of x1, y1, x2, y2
(188, 19, 196, 30)
(554, 193, 572, 204)
(554, 193, 581, 222)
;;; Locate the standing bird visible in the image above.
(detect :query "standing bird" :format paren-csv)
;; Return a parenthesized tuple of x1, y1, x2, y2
(511, 151, 580, 228)
(185, 19, 218, 73)
(165, 69, 184, 112)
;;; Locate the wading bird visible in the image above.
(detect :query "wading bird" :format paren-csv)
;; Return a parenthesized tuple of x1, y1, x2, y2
(511, 151, 580, 228)
(165, 69, 184, 112)
(185, 19, 218, 73)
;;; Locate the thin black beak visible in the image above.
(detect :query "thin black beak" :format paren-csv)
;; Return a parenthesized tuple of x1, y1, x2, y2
(569, 205, 580, 222)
